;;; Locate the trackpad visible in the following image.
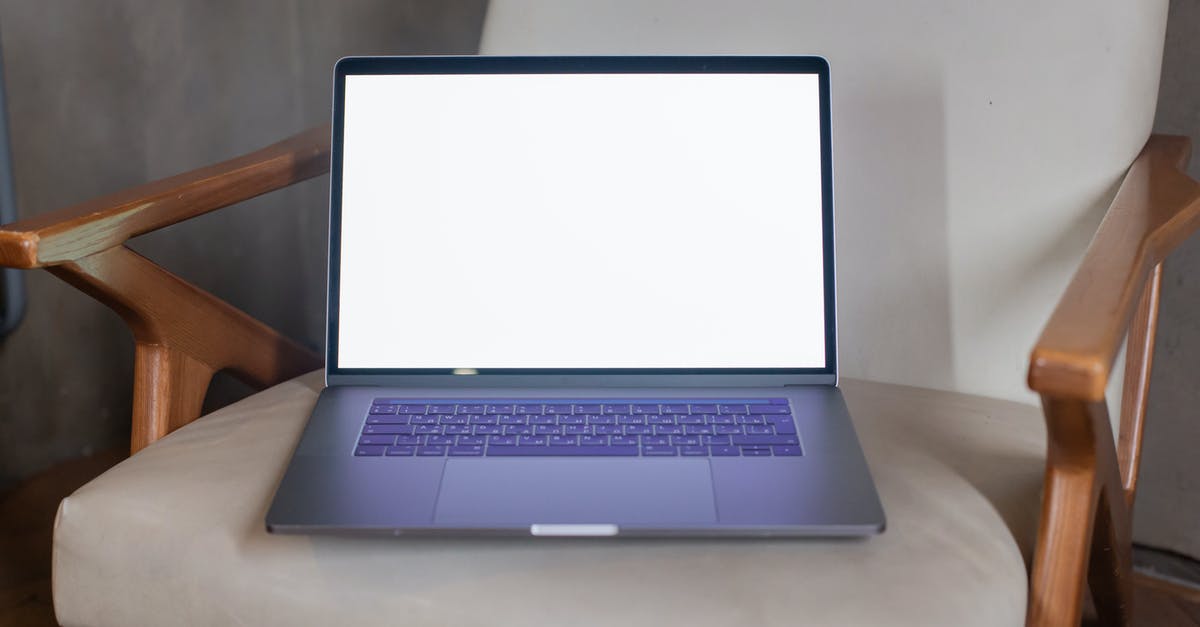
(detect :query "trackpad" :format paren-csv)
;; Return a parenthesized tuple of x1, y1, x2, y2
(434, 458, 717, 526)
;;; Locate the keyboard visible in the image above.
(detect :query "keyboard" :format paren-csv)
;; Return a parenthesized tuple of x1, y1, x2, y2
(354, 399, 801, 458)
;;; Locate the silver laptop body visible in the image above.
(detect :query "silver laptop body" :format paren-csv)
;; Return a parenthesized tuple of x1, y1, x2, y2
(266, 55, 885, 537)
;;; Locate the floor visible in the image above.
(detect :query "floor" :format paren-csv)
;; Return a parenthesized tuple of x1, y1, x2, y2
(2, 450, 1199, 626)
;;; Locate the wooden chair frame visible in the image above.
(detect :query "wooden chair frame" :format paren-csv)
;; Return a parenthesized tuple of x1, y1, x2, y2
(0, 126, 1197, 626)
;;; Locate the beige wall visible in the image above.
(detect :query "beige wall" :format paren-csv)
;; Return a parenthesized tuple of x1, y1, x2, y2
(1135, 0, 1200, 561)
(0, 0, 486, 488)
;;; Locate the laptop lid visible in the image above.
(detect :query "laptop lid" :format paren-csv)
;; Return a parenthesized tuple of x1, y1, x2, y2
(327, 56, 835, 387)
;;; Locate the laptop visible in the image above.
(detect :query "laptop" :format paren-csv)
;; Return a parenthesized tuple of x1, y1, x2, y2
(266, 55, 885, 537)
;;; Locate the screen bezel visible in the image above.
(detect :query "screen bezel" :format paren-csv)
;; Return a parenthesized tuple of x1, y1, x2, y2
(327, 56, 837, 384)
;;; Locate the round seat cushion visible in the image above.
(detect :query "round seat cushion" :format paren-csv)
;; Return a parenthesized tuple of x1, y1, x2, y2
(53, 372, 1044, 626)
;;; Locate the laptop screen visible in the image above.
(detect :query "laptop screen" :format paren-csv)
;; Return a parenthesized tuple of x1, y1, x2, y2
(331, 58, 833, 374)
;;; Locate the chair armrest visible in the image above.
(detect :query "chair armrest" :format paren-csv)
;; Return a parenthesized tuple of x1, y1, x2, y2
(0, 124, 330, 268)
(1028, 135, 1200, 402)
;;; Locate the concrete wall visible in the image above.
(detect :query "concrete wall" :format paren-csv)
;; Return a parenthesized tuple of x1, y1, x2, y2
(0, 0, 486, 488)
(1135, 0, 1200, 560)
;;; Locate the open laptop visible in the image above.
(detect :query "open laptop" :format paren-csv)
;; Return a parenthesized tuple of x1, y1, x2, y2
(266, 56, 885, 537)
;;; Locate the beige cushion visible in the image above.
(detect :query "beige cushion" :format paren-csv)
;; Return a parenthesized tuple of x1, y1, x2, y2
(53, 372, 1045, 626)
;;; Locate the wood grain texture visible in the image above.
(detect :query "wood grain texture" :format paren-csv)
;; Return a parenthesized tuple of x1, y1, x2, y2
(1029, 135, 1199, 402)
(0, 124, 331, 269)
(1027, 136, 1200, 627)
(47, 246, 321, 453)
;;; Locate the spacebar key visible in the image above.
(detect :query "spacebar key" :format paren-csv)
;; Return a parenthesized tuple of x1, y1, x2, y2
(487, 446, 639, 457)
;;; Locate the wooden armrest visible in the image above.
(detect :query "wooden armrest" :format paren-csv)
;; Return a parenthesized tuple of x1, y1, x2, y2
(1028, 135, 1200, 401)
(0, 124, 330, 269)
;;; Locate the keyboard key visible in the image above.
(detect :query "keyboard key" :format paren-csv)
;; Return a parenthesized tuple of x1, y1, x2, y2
(741, 447, 772, 456)
(690, 404, 718, 414)
(617, 416, 645, 425)
(671, 436, 700, 446)
(769, 417, 798, 435)
(415, 425, 441, 435)
(746, 425, 773, 435)
(648, 416, 675, 425)
(624, 425, 652, 435)
(684, 425, 714, 435)
(355, 445, 387, 456)
(773, 446, 803, 456)
(444, 425, 471, 435)
(488, 435, 517, 446)
(519, 436, 548, 446)
(680, 446, 709, 456)
(753, 406, 792, 414)
(470, 416, 498, 425)
(410, 416, 437, 425)
(642, 445, 677, 456)
(703, 435, 732, 446)
(733, 435, 800, 446)
(581, 435, 607, 446)
(563, 425, 589, 435)
(595, 425, 622, 435)
(534, 425, 562, 435)
(655, 425, 683, 435)
(449, 445, 484, 456)
(586, 416, 615, 425)
(398, 405, 429, 414)
(474, 425, 502, 435)
(575, 404, 602, 414)
(678, 416, 704, 425)
(736, 416, 765, 425)
(710, 446, 740, 456)
(707, 415, 735, 425)
(369, 405, 398, 415)
(385, 446, 416, 456)
(550, 435, 577, 446)
(544, 404, 573, 414)
(417, 446, 446, 456)
(530, 416, 557, 425)
(488, 446, 638, 457)
(718, 404, 749, 414)
(486, 405, 515, 414)
(366, 415, 410, 425)
(504, 425, 534, 436)
(632, 405, 662, 414)
(358, 435, 395, 446)
(428, 404, 456, 414)
(458, 435, 486, 446)
(558, 415, 585, 425)
(499, 416, 526, 425)
(714, 425, 743, 435)
(427, 435, 455, 446)
(611, 436, 639, 447)
(661, 404, 690, 414)
(515, 404, 544, 414)
(458, 404, 486, 414)
(642, 436, 670, 446)
(602, 404, 630, 414)
(395, 435, 421, 445)
(364, 425, 414, 436)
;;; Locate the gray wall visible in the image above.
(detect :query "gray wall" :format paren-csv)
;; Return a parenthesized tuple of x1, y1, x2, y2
(0, 0, 487, 488)
(1136, 0, 1200, 560)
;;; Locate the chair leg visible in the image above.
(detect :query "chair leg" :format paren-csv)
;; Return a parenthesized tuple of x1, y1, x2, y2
(1028, 462, 1098, 626)
(131, 343, 214, 453)
(1086, 482, 1134, 626)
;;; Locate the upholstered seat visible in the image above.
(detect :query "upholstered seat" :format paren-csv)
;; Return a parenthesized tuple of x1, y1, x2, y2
(53, 371, 1044, 626)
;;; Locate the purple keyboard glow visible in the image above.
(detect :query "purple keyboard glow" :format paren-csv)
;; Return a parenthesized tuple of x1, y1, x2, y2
(354, 399, 801, 458)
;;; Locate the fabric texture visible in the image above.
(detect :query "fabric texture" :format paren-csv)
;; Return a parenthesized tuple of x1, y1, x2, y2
(54, 372, 1045, 626)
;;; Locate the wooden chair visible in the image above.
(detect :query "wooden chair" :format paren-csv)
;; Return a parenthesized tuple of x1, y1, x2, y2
(1, 123, 1197, 626)
(2, 3, 1196, 624)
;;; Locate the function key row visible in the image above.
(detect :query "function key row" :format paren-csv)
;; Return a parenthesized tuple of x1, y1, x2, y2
(368, 402, 792, 416)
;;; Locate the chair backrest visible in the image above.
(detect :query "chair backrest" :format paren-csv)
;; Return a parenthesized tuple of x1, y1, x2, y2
(481, 0, 1169, 402)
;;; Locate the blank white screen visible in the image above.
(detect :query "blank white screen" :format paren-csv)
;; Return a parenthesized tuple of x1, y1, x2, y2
(337, 72, 826, 369)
